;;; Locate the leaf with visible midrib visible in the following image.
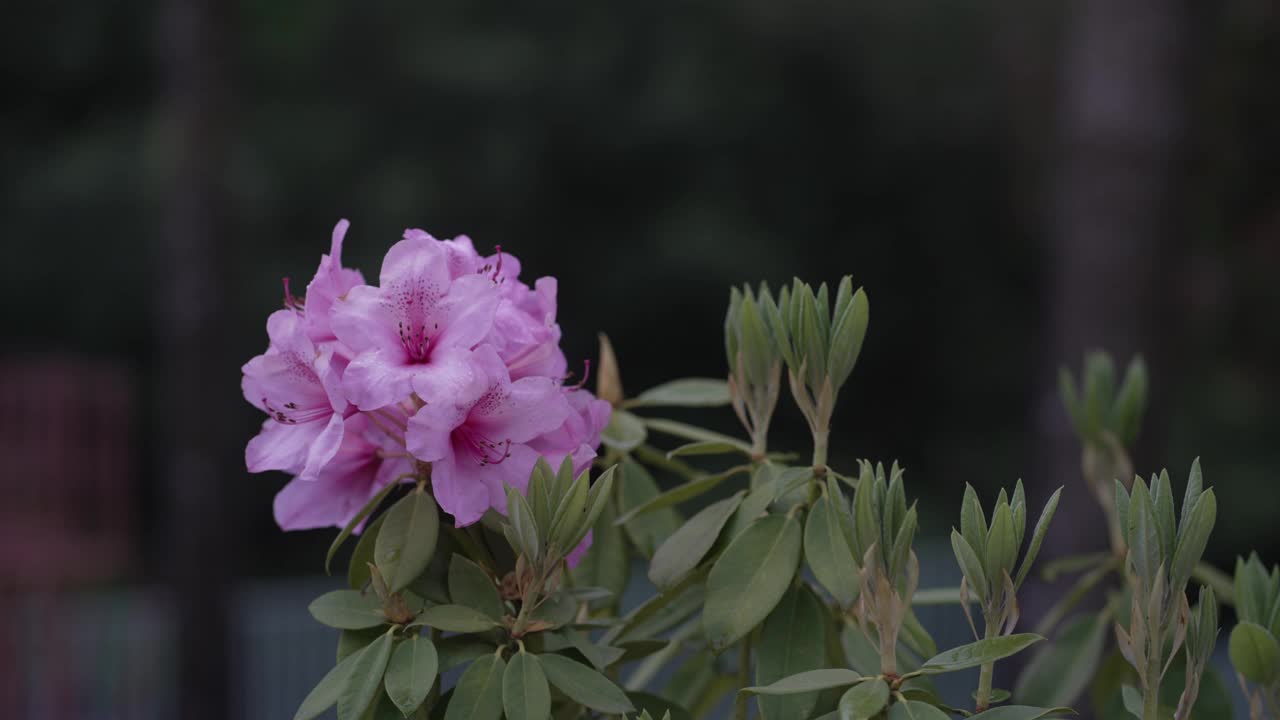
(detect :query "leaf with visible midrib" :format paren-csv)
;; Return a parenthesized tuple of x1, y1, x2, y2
(385, 634, 438, 716)
(503, 652, 551, 720)
(336, 633, 394, 720)
(293, 645, 364, 720)
(308, 590, 386, 630)
(447, 554, 504, 621)
(921, 634, 1043, 674)
(740, 668, 862, 696)
(418, 604, 501, 633)
(649, 492, 744, 589)
(627, 378, 731, 408)
(756, 584, 826, 720)
(704, 513, 803, 652)
(375, 491, 440, 592)
(838, 677, 888, 719)
(538, 653, 634, 714)
(444, 653, 506, 720)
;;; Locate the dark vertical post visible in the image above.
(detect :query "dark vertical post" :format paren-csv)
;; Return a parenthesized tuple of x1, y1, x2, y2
(155, 0, 235, 716)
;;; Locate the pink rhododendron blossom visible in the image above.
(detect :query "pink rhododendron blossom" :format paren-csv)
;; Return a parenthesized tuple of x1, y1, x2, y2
(332, 234, 501, 411)
(243, 221, 611, 535)
(529, 387, 612, 476)
(272, 415, 413, 531)
(406, 345, 569, 526)
(302, 219, 366, 348)
(243, 309, 351, 482)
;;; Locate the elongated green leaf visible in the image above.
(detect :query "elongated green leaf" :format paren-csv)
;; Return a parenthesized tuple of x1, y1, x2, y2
(507, 486, 541, 561)
(348, 514, 386, 590)
(419, 604, 501, 633)
(571, 465, 617, 549)
(805, 492, 859, 606)
(666, 440, 746, 458)
(547, 471, 589, 550)
(309, 590, 387, 630)
(294, 645, 364, 720)
(1015, 488, 1062, 589)
(571, 493, 628, 605)
(539, 653, 635, 713)
(444, 652, 506, 720)
(961, 485, 988, 563)
(1127, 479, 1158, 585)
(649, 492, 744, 589)
(1180, 458, 1203, 529)
(328, 482, 399, 574)
(617, 460, 681, 558)
(740, 668, 863, 696)
(503, 651, 551, 720)
(385, 635, 438, 716)
(338, 628, 383, 662)
(985, 503, 1018, 585)
(951, 530, 988, 601)
(603, 409, 647, 451)
(641, 417, 753, 453)
(887, 701, 950, 720)
(337, 632, 394, 720)
(852, 475, 880, 561)
(1170, 490, 1216, 593)
(1152, 470, 1176, 564)
(968, 707, 1076, 719)
(1014, 612, 1107, 707)
(448, 554, 504, 622)
(704, 513, 803, 651)
(756, 584, 826, 720)
(614, 467, 747, 526)
(838, 677, 887, 719)
(626, 378, 731, 408)
(1229, 621, 1280, 685)
(375, 491, 440, 592)
(921, 634, 1043, 674)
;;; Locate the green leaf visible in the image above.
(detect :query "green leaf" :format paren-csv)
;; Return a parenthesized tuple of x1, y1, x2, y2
(338, 628, 384, 662)
(385, 634, 438, 716)
(603, 409, 648, 451)
(348, 514, 386, 590)
(1121, 685, 1143, 719)
(570, 494, 628, 606)
(756, 584, 827, 720)
(436, 637, 495, 671)
(1014, 612, 1107, 707)
(1180, 458, 1203, 529)
(886, 700, 950, 720)
(666, 440, 746, 458)
(614, 467, 746, 526)
(448, 554, 504, 622)
(309, 590, 387, 630)
(444, 652, 506, 720)
(617, 460, 682, 558)
(1229, 621, 1280, 685)
(648, 492, 744, 590)
(419, 604, 501, 633)
(968, 707, 1076, 719)
(294, 645, 363, 720)
(626, 378, 731, 408)
(337, 632, 394, 720)
(1015, 488, 1062, 589)
(375, 491, 440, 593)
(1111, 356, 1147, 446)
(1127, 478, 1159, 586)
(961, 484, 989, 564)
(572, 465, 618, 550)
(538, 653, 635, 714)
(1170, 490, 1216, 594)
(507, 486, 541, 561)
(503, 651, 551, 720)
(547, 470, 590, 551)
(826, 285, 869, 390)
(852, 473, 880, 562)
(328, 481, 399, 574)
(805, 491, 859, 606)
(1152, 470, 1176, 564)
(704, 513, 803, 651)
(625, 691, 694, 720)
(740, 668, 863, 696)
(641, 417, 753, 454)
(921, 634, 1043, 674)
(985, 502, 1018, 585)
(951, 530, 988, 601)
(838, 677, 888, 719)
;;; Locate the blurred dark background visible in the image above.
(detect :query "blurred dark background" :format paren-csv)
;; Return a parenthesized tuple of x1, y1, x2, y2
(2, 0, 1278, 717)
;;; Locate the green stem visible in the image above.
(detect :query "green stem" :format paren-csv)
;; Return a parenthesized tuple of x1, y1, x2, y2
(734, 632, 754, 720)
(1143, 653, 1162, 720)
(975, 620, 998, 711)
(811, 426, 829, 472)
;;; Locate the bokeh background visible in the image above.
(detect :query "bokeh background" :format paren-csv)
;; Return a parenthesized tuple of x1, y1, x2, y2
(3, 0, 1278, 717)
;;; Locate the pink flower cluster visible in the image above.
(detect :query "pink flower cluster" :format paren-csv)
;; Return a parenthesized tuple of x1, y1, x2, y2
(242, 220, 611, 534)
